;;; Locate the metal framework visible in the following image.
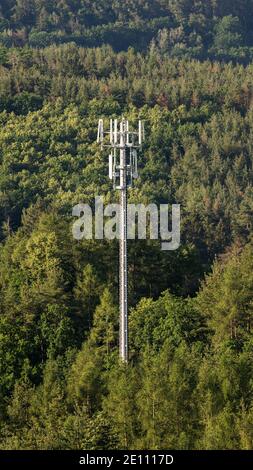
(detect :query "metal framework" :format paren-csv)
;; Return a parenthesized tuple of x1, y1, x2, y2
(97, 117, 145, 362)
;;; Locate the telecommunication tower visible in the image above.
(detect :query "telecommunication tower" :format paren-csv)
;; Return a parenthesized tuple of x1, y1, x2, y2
(97, 117, 145, 362)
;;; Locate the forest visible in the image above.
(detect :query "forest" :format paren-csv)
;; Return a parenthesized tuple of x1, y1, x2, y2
(1, 1, 253, 61)
(0, 1, 253, 451)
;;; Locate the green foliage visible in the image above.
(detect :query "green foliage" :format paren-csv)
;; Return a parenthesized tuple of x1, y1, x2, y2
(0, 3, 253, 452)
(213, 16, 243, 51)
(103, 364, 139, 449)
(197, 243, 253, 346)
(0, 1, 253, 59)
(129, 291, 208, 354)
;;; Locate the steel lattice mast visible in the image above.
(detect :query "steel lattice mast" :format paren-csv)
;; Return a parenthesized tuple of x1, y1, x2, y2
(97, 117, 145, 362)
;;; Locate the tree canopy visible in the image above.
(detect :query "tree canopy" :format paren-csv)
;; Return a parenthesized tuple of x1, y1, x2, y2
(1, 2, 253, 451)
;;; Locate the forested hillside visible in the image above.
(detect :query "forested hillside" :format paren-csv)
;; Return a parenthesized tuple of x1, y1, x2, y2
(1, 1, 253, 61)
(1, 1, 253, 451)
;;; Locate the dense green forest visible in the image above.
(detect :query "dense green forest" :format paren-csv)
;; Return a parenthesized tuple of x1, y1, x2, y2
(1, 1, 253, 451)
(1, 0, 253, 61)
